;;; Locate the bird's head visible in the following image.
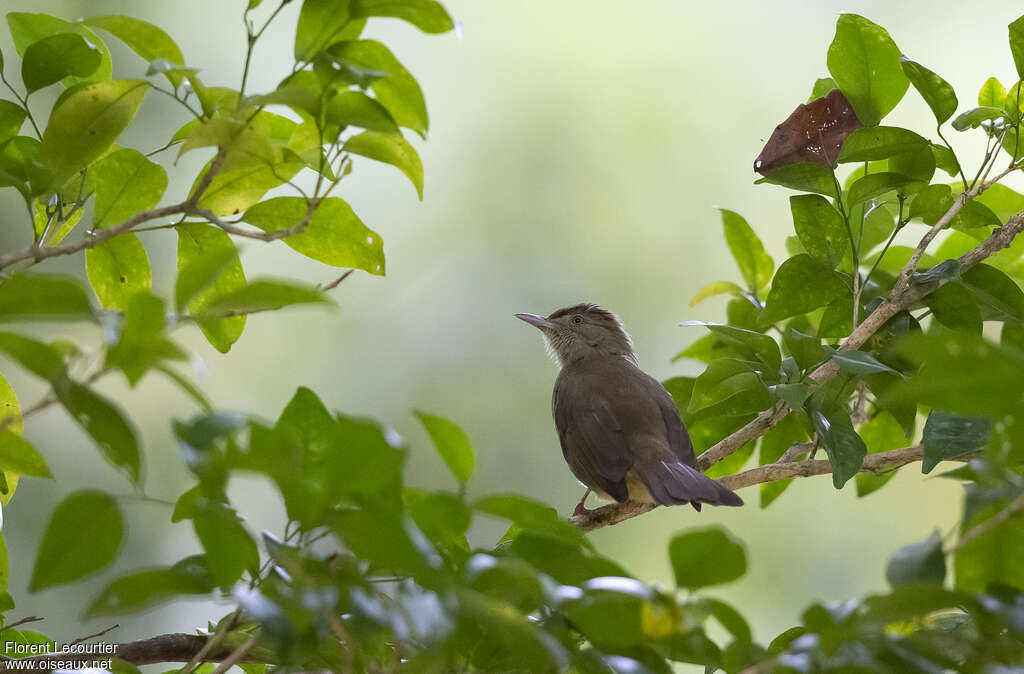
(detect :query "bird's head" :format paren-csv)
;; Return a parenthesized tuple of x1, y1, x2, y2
(516, 303, 636, 367)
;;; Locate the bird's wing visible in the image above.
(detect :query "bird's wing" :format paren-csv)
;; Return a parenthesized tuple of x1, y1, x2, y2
(553, 373, 632, 501)
(633, 370, 698, 466)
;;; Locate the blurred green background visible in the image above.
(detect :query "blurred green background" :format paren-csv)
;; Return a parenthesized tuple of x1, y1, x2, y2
(2, 0, 1023, 658)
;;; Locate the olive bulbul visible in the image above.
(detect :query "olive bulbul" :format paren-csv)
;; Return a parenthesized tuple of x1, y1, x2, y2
(516, 303, 743, 514)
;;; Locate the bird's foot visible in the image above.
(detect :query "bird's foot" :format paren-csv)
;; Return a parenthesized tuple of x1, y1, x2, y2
(572, 488, 593, 517)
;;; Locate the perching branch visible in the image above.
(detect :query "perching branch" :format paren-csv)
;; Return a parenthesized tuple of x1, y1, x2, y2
(580, 172, 1024, 531)
(573, 445, 975, 531)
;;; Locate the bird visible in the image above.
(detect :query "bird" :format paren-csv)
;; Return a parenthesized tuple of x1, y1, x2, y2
(516, 303, 743, 515)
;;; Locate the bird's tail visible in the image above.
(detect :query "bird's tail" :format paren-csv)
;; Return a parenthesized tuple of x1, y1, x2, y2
(635, 458, 743, 510)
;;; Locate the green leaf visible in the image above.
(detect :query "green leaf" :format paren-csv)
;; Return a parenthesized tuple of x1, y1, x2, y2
(0, 332, 66, 381)
(837, 126, 928, 162)
(1003, 322, 1024, 352)
(754, 162, 837, 197)
(811, 410, 866, 488)
(931, 143, 960, 177)
(405, 489, 470, 553)
(971, 182, 1024, 221)
(56, 381, 140, 482)
(978, 77, 1007, 107)
(83, 15, 185, 86)
(30, 490, 122, 591)
(669, 527, 746, 590)
(1010, 14, 1024, 80)
(809, 77, 837, 101)
(830, 349, 898, 376)
(343, 131, 423, 199)
(174, 245, 236, 313)
(0, 432, 51, 478)
(198, 280, 332, 316)
(6, 13, 112, 86)
(719, 209, 773, 292)
(242, 197, 385, 275)
(681, 322, 781, 373)
(817, 296, 853, 338)
(190, 149, 303, 218)
(294, 0, 354, 61)
(176, 223, 246, 353)
(951, 106, 1005, 131)
(326, 91, 399, 133)
(0, 101, 26, 143)
(92, 148, 167, 228)
(85, 235, 151, 311)
(912, 258, 960, 284)
(955, 495, 1024, 593)
(106, 293, 185, 386)
(961, 263, 1024, 322)
(191, 498, 259, 588)
(760, 254, 848, 325)
(921, 411, 990, 474)
(687, 359, 771, 420)
(0, 274, 94, 322)
(926, 282, 982, 333)
(689, 281, 744, 307)
(464, 553, 542, 613)
(886, 531, 945, 585)
(826, 14, 908, 126)
(87, 555, 215, 617)
(909, 183, 954, 224)
(886, 146, 935, 186)
(900, 59, 957, 124)
(40, 79, 148, 186)
(847, 172, 919, 205)
(789, 194, 847, 268)
(21, 33, 101, 94)
(349, 0, 454, 33)
(329, 40, 428, 137)
(886, 332, 1024, 416)
(854, 411, 905, 497)
(473, 494, 585, 546)
(415, 411, 476, 485)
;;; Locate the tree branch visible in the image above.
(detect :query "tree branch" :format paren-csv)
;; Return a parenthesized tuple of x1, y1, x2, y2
(573, 445, 976, 531)
(0, 203, 189, 273)
(583, 207, 1024, 532)
(0, 633, 262, 673)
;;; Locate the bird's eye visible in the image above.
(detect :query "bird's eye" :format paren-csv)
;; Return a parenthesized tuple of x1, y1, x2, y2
(572, 315, 583, 324)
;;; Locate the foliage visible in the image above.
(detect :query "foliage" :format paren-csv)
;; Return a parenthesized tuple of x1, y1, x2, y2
(0, 3, 1022, 674)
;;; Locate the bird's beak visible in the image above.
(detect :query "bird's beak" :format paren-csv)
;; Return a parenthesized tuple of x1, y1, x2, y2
(515, 313, 556, 329)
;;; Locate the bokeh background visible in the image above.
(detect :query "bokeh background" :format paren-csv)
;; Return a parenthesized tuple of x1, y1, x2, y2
(2, 0, 1024, 664)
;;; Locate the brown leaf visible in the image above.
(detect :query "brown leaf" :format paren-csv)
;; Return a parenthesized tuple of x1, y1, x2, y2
(754, 89, 861, 174)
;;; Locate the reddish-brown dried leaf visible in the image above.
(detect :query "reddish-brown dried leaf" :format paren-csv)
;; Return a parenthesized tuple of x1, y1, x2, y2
(754, 89, 861, 174)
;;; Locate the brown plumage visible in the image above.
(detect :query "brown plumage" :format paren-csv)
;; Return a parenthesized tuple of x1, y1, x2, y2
(516, 304, 743, 513)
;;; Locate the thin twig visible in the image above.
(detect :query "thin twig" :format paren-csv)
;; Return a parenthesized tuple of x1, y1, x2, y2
(209, 634, 258, 674)
(177, 608, 241, 674)
(319, 269, 354, 291)
(0, 203, 189, 273)
(0, 616, 44, 632)
(69, 624, 119, 646)
(946, 491, 1024, 554)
